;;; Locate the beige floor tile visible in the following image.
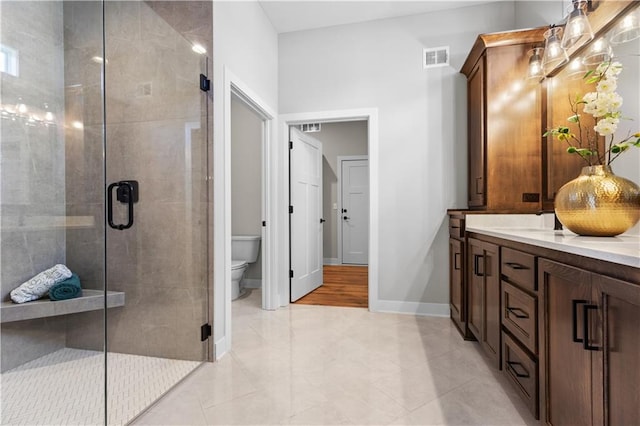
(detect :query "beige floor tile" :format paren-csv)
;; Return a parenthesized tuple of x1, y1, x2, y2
(133, 290, 536, 426)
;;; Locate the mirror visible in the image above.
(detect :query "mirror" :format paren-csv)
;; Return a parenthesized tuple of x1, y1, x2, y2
(543, 2, 640, 209)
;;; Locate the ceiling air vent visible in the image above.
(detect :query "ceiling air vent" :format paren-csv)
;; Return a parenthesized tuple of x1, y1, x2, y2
(301, 123, 321, 133)
(423, 46, 449, 69)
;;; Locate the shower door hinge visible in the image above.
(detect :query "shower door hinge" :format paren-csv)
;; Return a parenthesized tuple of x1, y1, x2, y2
(200, 323, 212, 341)
(289, 205, 294, 214)
(289, 141, 293, 150)
(199, 74, 210, 92)
(290, 270, 294, 279)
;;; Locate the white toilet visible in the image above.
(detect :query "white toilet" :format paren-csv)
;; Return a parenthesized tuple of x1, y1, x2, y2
(231, 235, 261, 300)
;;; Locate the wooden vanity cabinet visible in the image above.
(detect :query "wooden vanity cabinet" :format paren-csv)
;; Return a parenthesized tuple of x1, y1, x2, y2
(467, 237, 500, 368)
(500, 246, 539, 419)
(449, 214, 472, 339)
(461, 28, 546, 212)
(539, 259, 640, 425)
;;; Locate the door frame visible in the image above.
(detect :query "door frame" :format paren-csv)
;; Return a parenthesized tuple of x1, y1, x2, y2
(337, 155, 369, 265)
(278, 109, 379, 310)
(214, 67, 277, 359)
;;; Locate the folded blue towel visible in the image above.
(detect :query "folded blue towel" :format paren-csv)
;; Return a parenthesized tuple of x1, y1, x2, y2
(49, 273, 83, 301)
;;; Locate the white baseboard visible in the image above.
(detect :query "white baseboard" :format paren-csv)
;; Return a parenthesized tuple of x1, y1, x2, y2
(372, 300, 450, 317)
(323, 258, 340, 265)
(243, 278, 262, 289)
(214, 337, 228, 360)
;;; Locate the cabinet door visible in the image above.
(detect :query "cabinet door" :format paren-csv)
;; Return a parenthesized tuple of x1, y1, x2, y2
(483, 242, 500, 367)
(468, 239, 484, 341)
(539, 259, 593, 426)
(592, 273, 640, 426)
(449, 238, 465, 329)
(467, 58, 485, 208)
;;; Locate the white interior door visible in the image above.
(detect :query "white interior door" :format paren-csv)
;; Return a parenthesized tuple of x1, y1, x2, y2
(341, 159, 369, 265)
(290, 127, 323, 301)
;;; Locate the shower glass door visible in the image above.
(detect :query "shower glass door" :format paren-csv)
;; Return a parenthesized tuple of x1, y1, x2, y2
(102, 1, 211, 423)
(1, 1, 211, 424)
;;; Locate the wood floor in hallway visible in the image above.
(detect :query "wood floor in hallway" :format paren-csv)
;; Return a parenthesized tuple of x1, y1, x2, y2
(294, 265, 368, 308)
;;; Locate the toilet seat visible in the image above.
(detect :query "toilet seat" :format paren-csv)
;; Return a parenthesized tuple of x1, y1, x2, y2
(231, 260, 247, 270)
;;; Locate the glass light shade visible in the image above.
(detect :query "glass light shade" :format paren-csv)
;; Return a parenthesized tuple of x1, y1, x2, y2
(561, 1, 594, 49)
(610, 9, 640, 45)
(583, 37, 612, 65)
(527, 47, 545, 79)
(542, 27, 569, 73)
(566, 57, 586, 80)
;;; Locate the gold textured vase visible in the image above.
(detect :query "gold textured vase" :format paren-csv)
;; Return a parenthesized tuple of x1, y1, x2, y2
(555, 165, 640, 237)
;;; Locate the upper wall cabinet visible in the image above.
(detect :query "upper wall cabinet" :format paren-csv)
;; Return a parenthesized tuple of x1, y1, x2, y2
(461, 28, 546, 212)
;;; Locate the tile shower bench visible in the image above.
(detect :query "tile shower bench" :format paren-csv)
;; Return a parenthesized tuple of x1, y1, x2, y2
(0, 290, 125, 323)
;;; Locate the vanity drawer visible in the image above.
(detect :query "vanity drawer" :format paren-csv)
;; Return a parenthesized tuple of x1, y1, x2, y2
(503, 331, 539, 419)
(501, 247, 536, 292)
(449, 218, 464, 239)
(502, 281, 537, 354)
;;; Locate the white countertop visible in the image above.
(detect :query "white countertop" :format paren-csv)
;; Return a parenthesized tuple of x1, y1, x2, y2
(465, 215, 640, 269)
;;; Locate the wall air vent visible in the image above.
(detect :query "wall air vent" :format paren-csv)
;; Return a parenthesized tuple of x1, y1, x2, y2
(301, 123, 321, 133)
(423, 46, 450, 69)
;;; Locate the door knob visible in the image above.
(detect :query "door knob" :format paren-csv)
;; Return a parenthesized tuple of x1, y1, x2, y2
(320, 218, 326, 223)
(343, 216, 350, 220)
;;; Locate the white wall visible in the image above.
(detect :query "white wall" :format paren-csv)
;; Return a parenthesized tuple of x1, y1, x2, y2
(213, 1, 278, 108)
(213, 0, 277, 350)
(279, 2, 517, 305)
(514, 0, 565, 28)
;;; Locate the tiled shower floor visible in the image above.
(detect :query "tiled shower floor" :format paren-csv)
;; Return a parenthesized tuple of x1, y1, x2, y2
(0, 348, 201, 425)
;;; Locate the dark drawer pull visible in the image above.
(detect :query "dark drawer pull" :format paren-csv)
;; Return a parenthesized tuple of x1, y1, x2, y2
(583, 304, 599, 351)
(454, 252, 461, 270)
(473, 254, 484, 277)
(572, 299, 588, 343)
(506, 306, 529, 319)
(505, 262, 528, 270)
(506, 361, 530, 378)
(475, 177, 483, 195)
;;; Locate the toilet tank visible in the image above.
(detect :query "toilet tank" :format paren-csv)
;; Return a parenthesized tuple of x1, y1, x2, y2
(231, 235, 261, 263)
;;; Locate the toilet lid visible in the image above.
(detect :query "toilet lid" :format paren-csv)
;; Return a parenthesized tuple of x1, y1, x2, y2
(231, 260, 247, 270)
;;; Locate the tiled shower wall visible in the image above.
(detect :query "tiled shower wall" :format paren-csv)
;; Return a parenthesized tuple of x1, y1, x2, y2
(0, 1, 68, 372)
(64, 1, 212, 362)
(1, 1, 212, 372)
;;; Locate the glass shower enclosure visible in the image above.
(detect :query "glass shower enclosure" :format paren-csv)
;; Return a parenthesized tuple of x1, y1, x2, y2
(0, 1, 212, 424)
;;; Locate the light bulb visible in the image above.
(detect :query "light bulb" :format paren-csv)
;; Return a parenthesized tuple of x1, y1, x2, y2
(191, 44, 206, 55)
(561, 0, 594, 49)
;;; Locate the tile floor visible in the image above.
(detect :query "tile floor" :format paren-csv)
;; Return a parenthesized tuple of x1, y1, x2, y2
(0, 348, 200, 425)
(134, 290, 537, 426)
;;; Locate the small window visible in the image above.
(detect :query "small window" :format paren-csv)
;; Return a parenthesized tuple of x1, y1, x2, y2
(1, 44, 19, 77)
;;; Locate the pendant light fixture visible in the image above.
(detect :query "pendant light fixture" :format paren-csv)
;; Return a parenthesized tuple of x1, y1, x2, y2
(561, 0, 594, 49)
(527, 48, 545, 79)
(566, 57, 587, 80)
(610, 7, 640, 45)
(542, 26, 569, 73)
(582, 37, 613, 65)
